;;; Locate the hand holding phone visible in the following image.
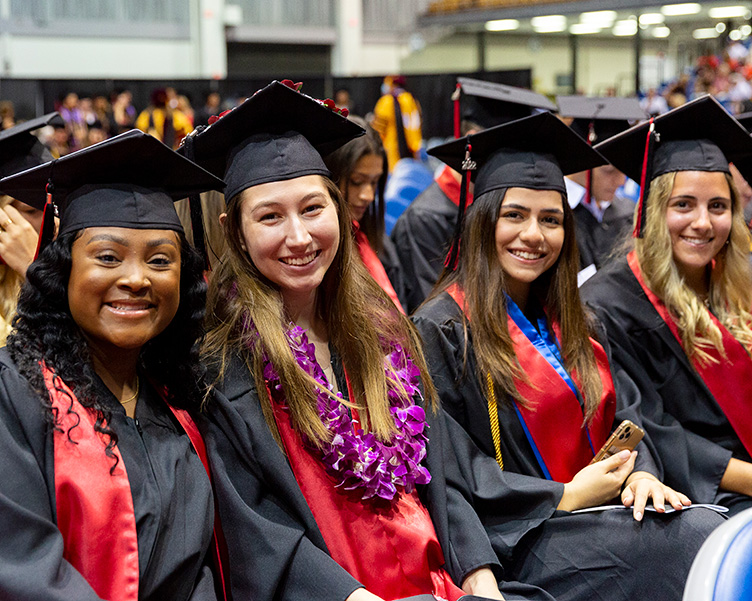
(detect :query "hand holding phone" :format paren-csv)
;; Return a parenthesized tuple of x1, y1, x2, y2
(590, 420, 645, 464)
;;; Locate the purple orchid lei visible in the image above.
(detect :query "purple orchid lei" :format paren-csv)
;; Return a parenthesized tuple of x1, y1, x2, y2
(261, 324, 431, 501)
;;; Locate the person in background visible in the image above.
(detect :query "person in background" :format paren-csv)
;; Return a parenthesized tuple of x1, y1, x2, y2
(391, 78, 556, 312)
(582, 95, 752, 515)
(0, 129, 227, 600)
(324, 115, 406, 310)
(557, 96, 647, 277)
(136, 88, 193, 150)
(372, 75, 423, 173)
(0, 101, 16, 130)
(112, 89, 137, 135)
(195, 91, 222, 128)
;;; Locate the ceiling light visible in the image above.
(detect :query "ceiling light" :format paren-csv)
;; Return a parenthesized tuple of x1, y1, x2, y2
(652, 26, 671, 37)
(613, 20, 638, 36)
(730, 29, 743, 40)
(579, 10, 617, 25)
(485, 19, 519, 31)
(570, 23, 601, 34)
(662, 3, 702, 16)
(693, 27, 720, 39)
(716, 22, 727, 33)
(531, 15, 567, 33)
(708, 6, 749, 19)
(742, 24, 752, 35)
(639, 13, 665, 25)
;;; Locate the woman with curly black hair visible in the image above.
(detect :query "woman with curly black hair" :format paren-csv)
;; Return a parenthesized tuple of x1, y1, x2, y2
(0, 130, 226, 601)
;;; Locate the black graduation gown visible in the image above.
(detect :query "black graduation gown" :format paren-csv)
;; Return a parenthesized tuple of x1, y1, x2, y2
(379, 233, 408, 310)
(391, 182, 457, 313)
(413, 292, 725, 601)
(0, 348, 217, 601)
(573, 197, 634, 270)
(581, 256, 752, 514)
(200, 351, 558, 601)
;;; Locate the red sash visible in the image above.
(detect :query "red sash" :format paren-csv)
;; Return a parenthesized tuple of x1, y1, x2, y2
(436, 165, 473, 209)
(354, 224, 405, 314)
(44, 365, 228, 601)
(446, 284, 615, 482)
(269, 388, 464, 601)
(627, 250, 752, 457)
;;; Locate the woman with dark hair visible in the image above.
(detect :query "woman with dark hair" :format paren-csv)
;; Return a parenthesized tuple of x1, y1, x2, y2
(412, 112, 723, 601)
(323, 115, 405, 310)
(188, 80, 552, 601)
(581, 96, 752, 514)
(0, 130, 226, 601)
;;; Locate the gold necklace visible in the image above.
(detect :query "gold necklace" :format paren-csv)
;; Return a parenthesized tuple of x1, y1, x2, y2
(121, 379, 140, 406)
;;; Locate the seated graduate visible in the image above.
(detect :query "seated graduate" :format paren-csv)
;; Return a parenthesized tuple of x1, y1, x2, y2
(581, 95, 752, 515)
(0, 130, 227, 601)
(186, 80, 553, 601)
(323, 115, 406, 311)
(412, 112, 724, 601)
(556, 96, 646, 275)
(0, 113, 66, 342)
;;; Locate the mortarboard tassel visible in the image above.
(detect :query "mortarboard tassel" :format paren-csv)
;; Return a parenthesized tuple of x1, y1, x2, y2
(443, 142, 476, 271)
(452, 82, 462, 139)
(584, 120, 596, 206)
(35, 171, 57, 259)
(633, 118, 657, 238)
(180, 132, 210, 271)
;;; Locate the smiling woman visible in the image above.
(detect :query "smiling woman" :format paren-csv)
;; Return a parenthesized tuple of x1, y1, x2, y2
(582, 95, 752, 515)
(0, 130, 228, 601)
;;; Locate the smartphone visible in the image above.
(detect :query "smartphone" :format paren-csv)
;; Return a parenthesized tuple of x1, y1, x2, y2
(590, 420, 645, 464)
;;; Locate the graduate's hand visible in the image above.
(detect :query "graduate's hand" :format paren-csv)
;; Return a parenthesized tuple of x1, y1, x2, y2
(558, 449, 636, 512)
(345, 588, 385, 601)
(461, 566, 505, 600)
(0, 205, 37, 278)
(621, 471, 691, 521)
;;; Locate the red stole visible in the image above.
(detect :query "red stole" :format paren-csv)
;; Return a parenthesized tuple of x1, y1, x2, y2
(436, 165, 473, 208)
(353, 223, 405, 314)
(269, 391, 464, 601)
(627, 250, 752, 457)
(44, 365, 228, 601)
(446, 284, 615, 482)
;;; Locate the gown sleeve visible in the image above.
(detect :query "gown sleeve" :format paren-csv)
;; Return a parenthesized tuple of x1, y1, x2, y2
(0, 361, 106, 601)
(201, 374, 364, 601)
(412, 303, 565, 567)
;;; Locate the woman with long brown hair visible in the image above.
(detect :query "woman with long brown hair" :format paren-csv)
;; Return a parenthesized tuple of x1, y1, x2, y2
(323, 115, 405, 311)
(413, 112, 723, 601)
(187, 80, 548, 601)
(582, 95, 752, 515)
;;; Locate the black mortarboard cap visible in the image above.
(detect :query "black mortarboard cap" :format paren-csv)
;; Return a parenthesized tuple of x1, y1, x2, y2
(735, 111, 752, 133)
(0, 129, 225, 239)
(179, 80, 365, 202)
(557, 96, 646, 143)
(453, 77, 557, 136)
(594, 95, 752, 236)
(429, 111, 606, 269)
(0, 112, 64, 179)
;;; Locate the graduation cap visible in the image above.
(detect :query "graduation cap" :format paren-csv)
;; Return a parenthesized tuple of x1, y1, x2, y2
(594, 94, 752, 237)
(556, 96, 646, 206)
(453, 77, 557, 138)
(735, 111, 752, 133)
(178, 79, 364, 266)
(0, 129, 225, 255)
(428, 111, 607, 270)
(557, 96, 646, 144)
(0, 112, 64, 179)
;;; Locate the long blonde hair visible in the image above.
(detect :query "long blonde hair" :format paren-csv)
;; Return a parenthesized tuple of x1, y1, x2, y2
(203, 176, 436, 447)
(175, 190, 227, 272)
(635, 171, 752, 362)
(430, 187, 603, 421)
(0, 196, 24, 345)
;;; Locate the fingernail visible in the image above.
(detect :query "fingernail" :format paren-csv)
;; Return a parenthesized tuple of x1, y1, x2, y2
(635, 511, 642, 521)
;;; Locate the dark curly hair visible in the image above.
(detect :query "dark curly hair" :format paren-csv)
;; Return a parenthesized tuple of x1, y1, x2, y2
(7, 229, 207, 465)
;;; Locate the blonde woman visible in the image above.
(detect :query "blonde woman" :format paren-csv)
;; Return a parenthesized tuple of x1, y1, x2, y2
(582, 95, 752, 514)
